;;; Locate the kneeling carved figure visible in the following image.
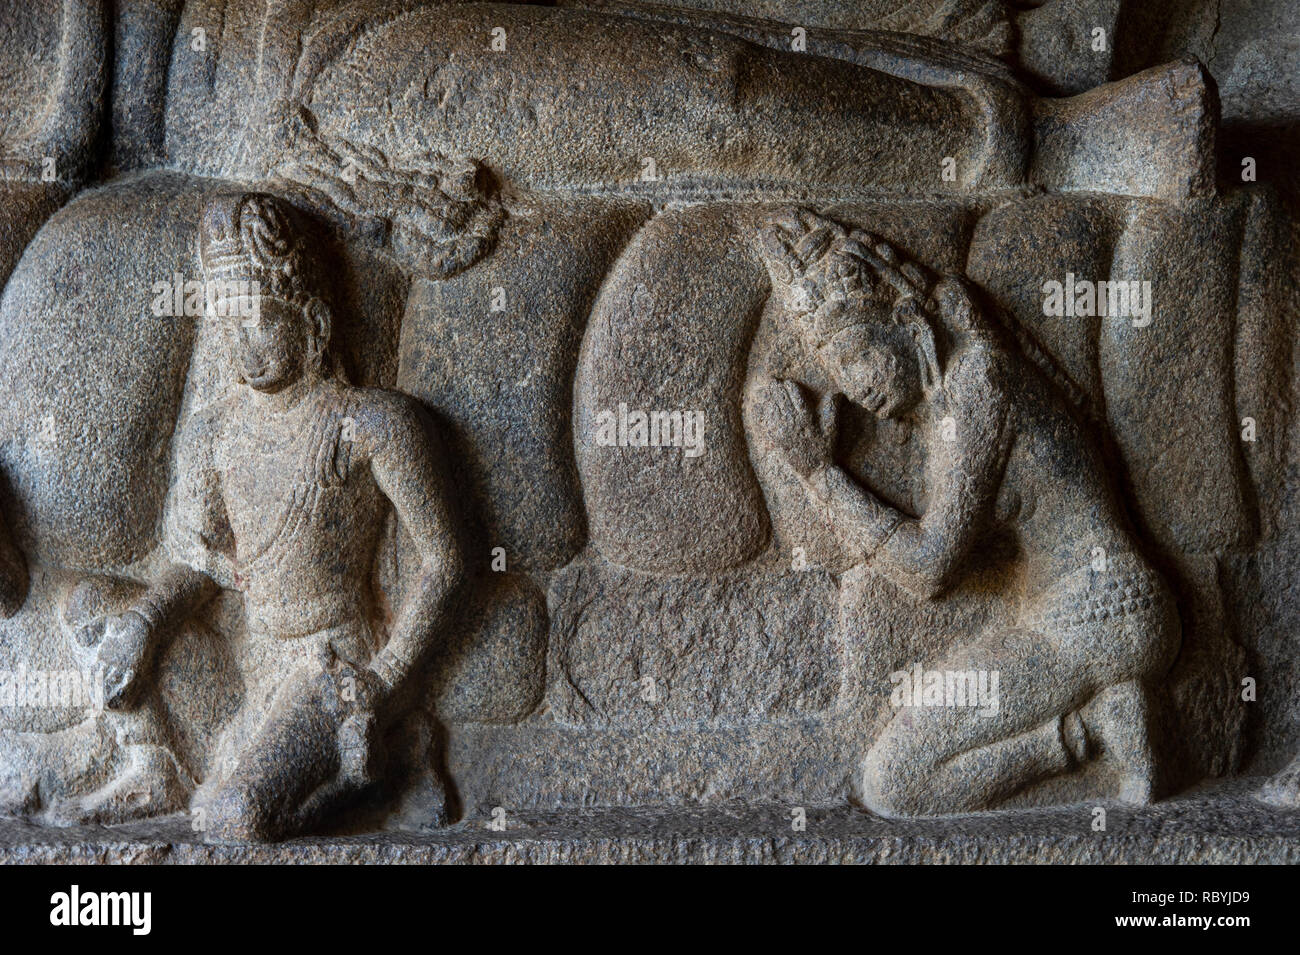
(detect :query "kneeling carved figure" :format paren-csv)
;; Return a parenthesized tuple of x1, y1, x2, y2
(755, 210, 1181, 816)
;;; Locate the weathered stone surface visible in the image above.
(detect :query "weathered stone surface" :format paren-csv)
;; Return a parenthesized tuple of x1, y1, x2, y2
(429, 571, 546, 724)
(0, 780, 1297, 864)
(400, 197, 648, 573)
(546, 560, 841, 727)
(967, 194, 1119, 405)
(575, 204, 771, 573)
(0, 174, 209, 570)
(0, 0, 1295, 864)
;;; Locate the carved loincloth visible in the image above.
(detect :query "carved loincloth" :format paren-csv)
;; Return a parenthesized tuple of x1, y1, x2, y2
(1022, 553, 1172, 634)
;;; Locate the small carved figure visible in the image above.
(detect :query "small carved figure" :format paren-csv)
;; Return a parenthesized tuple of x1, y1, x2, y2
(95, 192, 462, 841)
(755, 209, 1181, 815)
(0, 568, 198, 824)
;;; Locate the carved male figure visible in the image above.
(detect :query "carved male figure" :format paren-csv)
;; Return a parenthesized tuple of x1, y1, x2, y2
(92, 191, 462, 841)
(755, 210, 1181, 815)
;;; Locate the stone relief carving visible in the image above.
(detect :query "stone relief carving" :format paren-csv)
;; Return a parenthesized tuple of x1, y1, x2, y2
(752, 210, 1178, 814)
(0, 0, 1294, 863)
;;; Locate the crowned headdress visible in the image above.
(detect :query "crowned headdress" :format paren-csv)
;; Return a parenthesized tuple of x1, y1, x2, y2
(198, 192, 324, 316)
(756, 208, 946, 389)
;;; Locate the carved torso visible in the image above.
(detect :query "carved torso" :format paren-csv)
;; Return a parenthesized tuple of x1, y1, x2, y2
(212, 380, 387, 638)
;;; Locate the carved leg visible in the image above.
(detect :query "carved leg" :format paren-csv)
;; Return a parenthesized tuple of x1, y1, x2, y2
(0, 706, 188, 824)
(197, 646, 379, 844)
(0, 745, 40, 817)
(198, 669, 340, 843)
(0, 716, 116, 818)
(859, 624, 1166, 817)
(861, 708, 1076, 817)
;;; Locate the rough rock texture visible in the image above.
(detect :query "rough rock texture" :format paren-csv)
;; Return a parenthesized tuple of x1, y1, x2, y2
(0, 780, 1295, 864)
(0, 0, 1296, 862)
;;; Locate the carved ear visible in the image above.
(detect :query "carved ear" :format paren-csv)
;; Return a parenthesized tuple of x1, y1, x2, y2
(305, 297, 332, 370)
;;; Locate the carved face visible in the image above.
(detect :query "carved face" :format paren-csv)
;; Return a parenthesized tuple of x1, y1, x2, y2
(225, 297, 315, 393)
(819, 324, 922, 419)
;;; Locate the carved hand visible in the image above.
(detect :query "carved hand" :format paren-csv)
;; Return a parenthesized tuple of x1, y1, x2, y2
(337, 710, 381, 788)
(932, 275, 978, 326)
(757, 379, 838, 479)
(322, 663, 389, 787)
(317, 659, 390, 716)
(90, 611, 155, 711)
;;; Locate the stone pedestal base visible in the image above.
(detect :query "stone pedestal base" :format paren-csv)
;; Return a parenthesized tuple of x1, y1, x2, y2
(2, 780, 1294, 864)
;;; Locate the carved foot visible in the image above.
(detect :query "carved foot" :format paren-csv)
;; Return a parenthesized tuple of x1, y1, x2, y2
(1257, 753, 1300, 808)
(0, 764, 38, 818)
(196, 784, 271, 844)
(44, 744, 189, 826)
(1073, 680, 1157, 805)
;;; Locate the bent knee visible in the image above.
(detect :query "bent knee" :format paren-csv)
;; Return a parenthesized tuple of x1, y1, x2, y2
(1104, 599, 1182, 686)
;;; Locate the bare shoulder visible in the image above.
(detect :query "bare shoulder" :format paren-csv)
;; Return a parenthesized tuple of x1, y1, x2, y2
(946, 340, 1013, 399)
(339, 384, 436, 457)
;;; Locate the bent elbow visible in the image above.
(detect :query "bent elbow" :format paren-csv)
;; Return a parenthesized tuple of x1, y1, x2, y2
(424, 544, 465, 593)
(879, 527, 961, 600)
